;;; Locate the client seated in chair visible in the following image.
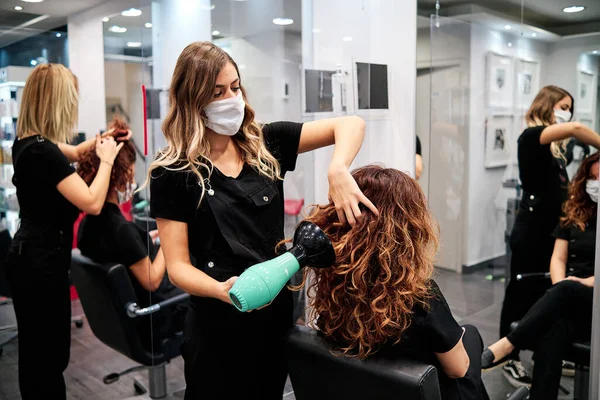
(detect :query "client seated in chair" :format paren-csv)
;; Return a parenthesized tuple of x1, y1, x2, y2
(295, 165, 489, 400)
(76, 120, 188, 349)
(482, 152, 597, 400)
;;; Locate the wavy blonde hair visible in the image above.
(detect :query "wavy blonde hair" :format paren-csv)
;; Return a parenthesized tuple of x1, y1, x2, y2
(145, 42, 280, 200)
(525, 85, 574, 161)
(17, 63, 78, 143)
(295, 165, 439, 359)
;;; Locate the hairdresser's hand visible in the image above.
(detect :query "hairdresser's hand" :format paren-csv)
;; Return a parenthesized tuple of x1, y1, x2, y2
(565, 276, 595, 288)
(95, 135, 124, 165)
(216, 276, 238, 305)
(103, 128, 133, 141)
(328, 163, 378, 227)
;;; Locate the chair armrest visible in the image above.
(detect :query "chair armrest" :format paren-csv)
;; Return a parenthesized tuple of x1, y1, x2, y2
(126, 292, 190, 318)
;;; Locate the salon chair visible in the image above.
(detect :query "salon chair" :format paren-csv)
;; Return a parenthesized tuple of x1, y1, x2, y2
(70, 249, 188, 399)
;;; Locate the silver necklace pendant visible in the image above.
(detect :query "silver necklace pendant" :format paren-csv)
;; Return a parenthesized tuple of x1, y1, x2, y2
(208, 189, 215, 196)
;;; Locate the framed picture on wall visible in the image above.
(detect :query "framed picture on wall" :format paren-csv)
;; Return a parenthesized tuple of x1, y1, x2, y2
(515, 58, 540, 110)
(486, 53, 515, 109)
(485, 114, 514, 168)
(577, 71, 594, 115)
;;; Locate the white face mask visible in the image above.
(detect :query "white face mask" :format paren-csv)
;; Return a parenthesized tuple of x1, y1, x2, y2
(586, 180, 599, 203)
(117, 182, 137, 205)
(203, 92, 245, 136)
(554, 109, 572, 124)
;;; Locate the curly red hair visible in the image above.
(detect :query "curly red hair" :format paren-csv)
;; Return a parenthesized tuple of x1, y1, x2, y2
(77, 116, 136, 193)
(560, 152, 599, 231)
(298, 165, 439, 359)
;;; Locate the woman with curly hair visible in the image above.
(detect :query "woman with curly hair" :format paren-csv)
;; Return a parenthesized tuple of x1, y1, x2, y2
(76, 118, 188, 349)
(300, 165, 489, 400)
(482, 152, 598, 399)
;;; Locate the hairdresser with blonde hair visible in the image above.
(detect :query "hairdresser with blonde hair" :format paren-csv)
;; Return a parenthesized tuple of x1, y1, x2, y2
(498, 85, 600, 387)
(148, 42, 377, 399)
(4, 63, 127, 399)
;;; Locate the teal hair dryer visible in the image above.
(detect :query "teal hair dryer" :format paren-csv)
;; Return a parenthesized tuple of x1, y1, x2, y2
(229, 221, 335, 312)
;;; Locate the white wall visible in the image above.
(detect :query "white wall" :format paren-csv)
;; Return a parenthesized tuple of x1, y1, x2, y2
(303, 0, 416, 206)
(464, 27, 550, 267)
(67, 0, 139, 138)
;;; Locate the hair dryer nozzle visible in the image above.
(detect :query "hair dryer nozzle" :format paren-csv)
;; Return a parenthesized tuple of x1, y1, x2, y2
(289, 221, 335, 268)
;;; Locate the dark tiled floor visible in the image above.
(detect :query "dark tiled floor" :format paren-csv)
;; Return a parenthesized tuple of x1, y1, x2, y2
(0, 265, 575, 399)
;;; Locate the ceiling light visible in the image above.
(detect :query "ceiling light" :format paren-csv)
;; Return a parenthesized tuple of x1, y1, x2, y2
(504, 25, 511, 30)
(343, 36, 353, 42)
(121, 8, 142, 17)
(21, 0, 44, 2)
(127, 42, 142, 48)
(14, 6, 23, 10)
(593, 51, 599, 54)
(55, 33, 62, 37)
(312, 28, 321, 33)
(108, 25, 127, 33)
(102, 17, 109, 22)
(201, 4, 216, 10)
(212, 30, 220, 36)
(145, 22, 152, 28)
(30, 59, 37, 66)
(563, 5, 586, 13)
(272, 18, 293, 26)
(508, 42, 513, 47)
(532, 32, 538, 37)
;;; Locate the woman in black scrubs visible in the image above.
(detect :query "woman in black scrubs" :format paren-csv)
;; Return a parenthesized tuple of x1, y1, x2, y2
(148, 42, 377, 400)
(499, 85, 600, 386)
(484, 152, 597, 399)
(5, 64, 126, 399)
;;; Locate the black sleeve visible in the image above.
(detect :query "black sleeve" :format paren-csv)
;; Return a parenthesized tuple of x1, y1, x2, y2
(416, 136, 422, 156)
(518, 126, 547, 155)
(150, 167, 196, 223)
(115, 223, 149, 267)
(33, 142, 75, 185)
(424, 281, 464, 353)
(553, 223, 571, 241)
(262, 121, 303, 174)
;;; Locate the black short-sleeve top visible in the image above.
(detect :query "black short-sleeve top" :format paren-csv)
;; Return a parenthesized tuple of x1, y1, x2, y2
(150, 121, 302, 281)
(11, 135, 79, 231)
(553, 218, 596, 278)
(377, 280, 464, 365)
(517, 126, 569, 222)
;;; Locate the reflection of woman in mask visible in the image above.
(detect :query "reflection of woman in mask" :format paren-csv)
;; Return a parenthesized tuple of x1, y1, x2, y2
(76, 118, 188, 349)
(483, 152, 597, 400)
(498, 85, 600, 387)
(145, 42, 377, 399)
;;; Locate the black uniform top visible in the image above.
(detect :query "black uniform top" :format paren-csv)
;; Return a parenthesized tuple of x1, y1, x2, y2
(12, 135, 79, 231)
(517, 126, 569, 222)
(149, 122, 303, 282)
(77, 203, 186, 347)
(375, 281, 464, 365)
(553, 218, 596, 278)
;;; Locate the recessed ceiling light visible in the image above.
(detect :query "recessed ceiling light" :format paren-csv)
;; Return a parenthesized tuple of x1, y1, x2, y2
(212, 30, 220, 36)
(504, 25, 511, 30)
(508, 42, 513, 47)
(21, 0, 44, 2)
(14, 6, 23, 10)
(30, 59, 37, 66)
(145, 22, 152, 28)
(312, 28, 321, 33)
(593, 51, 599, 54)
(532, 32, 538, 37)
(127, 42, 142, 48)
(563, 5, 586, 13)
(108, 25, 127, 33)
(272, 18, 293, 26)
(102, 17, 109, 22)
(122, 8, 142, 17)
(201, 4, 216, 10)
(55, 33, 62, 37)
(343, 36, 353, 42)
